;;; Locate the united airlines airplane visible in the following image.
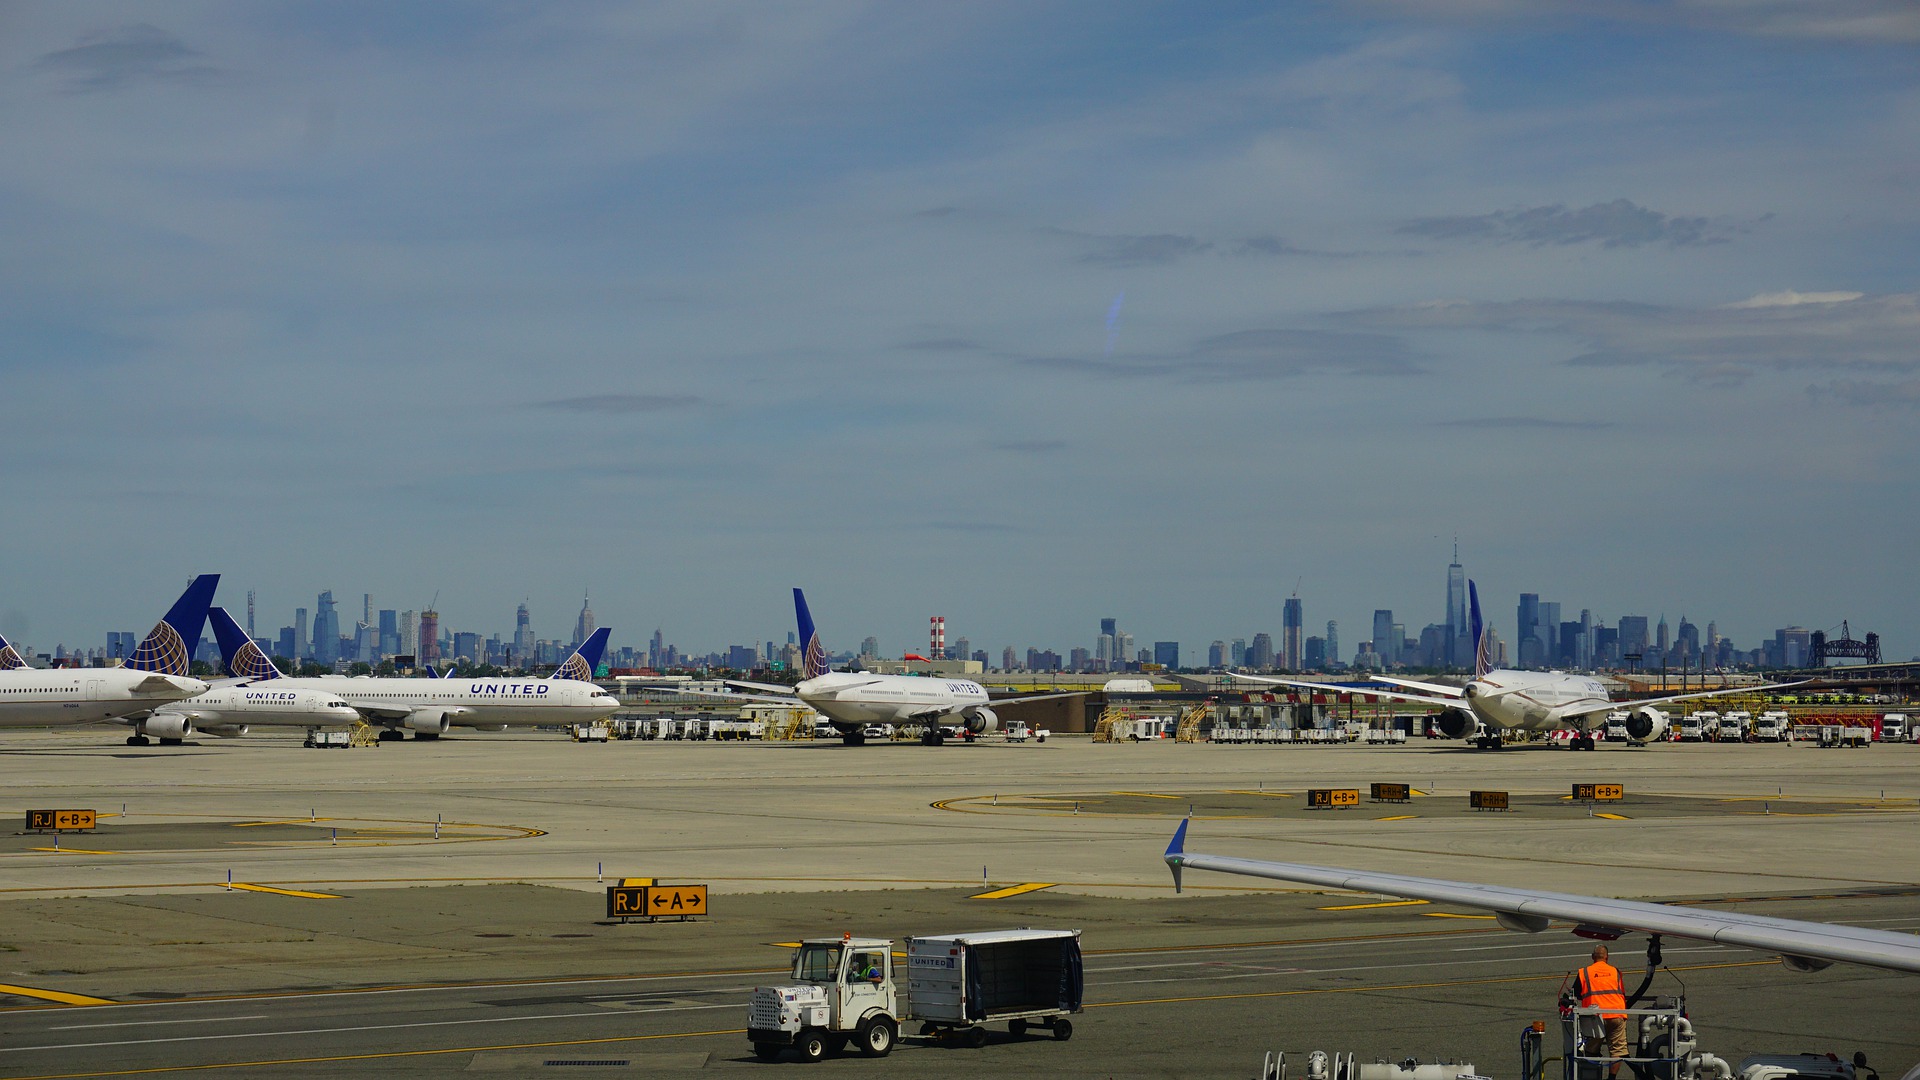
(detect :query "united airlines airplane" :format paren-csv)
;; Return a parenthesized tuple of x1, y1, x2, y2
(223, 627, 620, 739)
(650, 589, 1075, 746)
(0, 576, 216, 730)
(110, 607, 364, 746)
(1232, 580, 1798, 750)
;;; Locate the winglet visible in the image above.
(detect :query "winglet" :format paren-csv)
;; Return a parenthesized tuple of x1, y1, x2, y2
(553, 626, 611, 682)
(209, 606, 283, 681)
(0, 630, 24, 671)
(1165, 818, 1190, 893)
(126, 574, 219, 675)
(1468, 579, 1494, 679)
(794, 588, 829, 679)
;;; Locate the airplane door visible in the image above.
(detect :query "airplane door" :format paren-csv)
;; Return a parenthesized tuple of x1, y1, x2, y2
(86, 680, 104, 701)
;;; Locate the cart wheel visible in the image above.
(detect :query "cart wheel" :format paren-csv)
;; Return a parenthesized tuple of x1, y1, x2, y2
(1009, 1019, 1028, 1038)
(797, 1030, 828, 1062)
(856, 1016, 897, 1057)
(1051, 1019, 1073, 1041)
(753, 1043, 782, 1061)
(964, 1026, 988, 1049)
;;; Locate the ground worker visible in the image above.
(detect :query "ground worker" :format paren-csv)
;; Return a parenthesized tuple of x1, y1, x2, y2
(1574, 944, 1628, 1076)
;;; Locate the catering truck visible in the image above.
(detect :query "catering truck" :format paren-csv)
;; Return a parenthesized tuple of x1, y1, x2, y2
(747, 929, 1083, 1062)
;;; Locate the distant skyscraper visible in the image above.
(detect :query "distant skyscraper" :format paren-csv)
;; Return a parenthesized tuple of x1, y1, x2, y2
(574, 593, 595, 648)
(294, 607, 309, 660)
(1208, 640, 1227, 668)
(1372, 610, 1396, 667)
(246, 590, 255, 638)
(1618, 615, 1649, 661)
(1325, 621, 1338, 668)
(1230, 638, 1246, 666)
(1100, 617, 1117, 639)
(419, 607, 440, 668)
(649, 628, 665, 668)
(1248, 632, 1274, 669)
(1282, 597, 1304, 671)
(514, 601, 534, 664)
(1656, 615, 1670, 658)
(379, 609, 399, 658)
(860, 635, 879, 659)
(312, 591, 340, 666)
(1153, 641, 1179, 669)
(400, 610, 418, 659)
(1304, 636, 1326, 669)
(1539, 602, 1561, 663)
(1517, 593, 1541, 668)
(1445, 551, 1467, 668)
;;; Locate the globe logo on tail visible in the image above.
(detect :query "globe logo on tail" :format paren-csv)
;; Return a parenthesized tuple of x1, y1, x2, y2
(556, 653, 592, 682)
(231, 639, 280, 681)
(0, 635, 24, 671)
(127, 621, 191, 676)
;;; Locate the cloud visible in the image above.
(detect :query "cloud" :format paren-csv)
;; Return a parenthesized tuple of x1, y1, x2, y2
(1432, 416, 1616, 430)
(1356, 0, 1920, 43)
(1026, 327, 1425, 382)
(1072, 232, 1214, 267)
(33, 24, 219, 93)
(898, 337, 984, 352)
(1726, 290, 1865, 309)
(1399, 200, 1725, 248)
(1811, 379, 1920, 407)
(536, 394, 704, 414)
(993, 439, 1066, 453)
(1340, 292, 1920, 388)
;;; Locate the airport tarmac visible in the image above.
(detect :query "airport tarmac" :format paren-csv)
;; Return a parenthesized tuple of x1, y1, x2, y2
(2, 731, 1918, 1076)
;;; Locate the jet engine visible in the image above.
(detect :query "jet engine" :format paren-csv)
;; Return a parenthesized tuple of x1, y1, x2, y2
(143, 714, 194, 739)
(405, 711, 452, 735)
(959, 706, 999, 734)
(199, 723, 249, 738)
(1433, 708, 1474, 740)
(1623, 706, 1670, 744)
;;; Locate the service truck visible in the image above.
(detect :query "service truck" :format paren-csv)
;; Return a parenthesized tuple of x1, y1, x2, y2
(1718, 711, 1752, 742)
(1678, 713, 1713, 742)
(747, 929, 1082, 1062)
(1880, 714, 1908, 742)
(1753, 712, 1792, 742)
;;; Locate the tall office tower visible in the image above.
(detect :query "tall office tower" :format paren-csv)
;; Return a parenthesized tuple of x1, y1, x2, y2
(246, 590, 255, 637)
(649, 628, 665, 668)
(1231, 639, 1246, 666)
(1517, 593, 1541, 668)
(312, 591, 340, 666)
(1706, 621, 1720, 655)
(1372, 610, 1396, 667)
(1656, 615, 1670, 659)
(1100, 617, 1117, 640)
(1325, 621, 1338, 668)
(1153, 641, 1179, 669)
(400, 610, 418, 659)
(363, 594, 372, 628)
(513, 601, 534, 664)
(1617, 615, 1648, 660)
(574, 593, 595, 648)
(419, 607, 440, 667)
(1114, 632, 1134, 665)
(929, 616, 945, 660)
(294, 607, 309, 660)
(859, 636, 879, 659)
(1002, 645, 1017, 671)
(1578, 610, 1594, 670)
(1096, 633, 1115, 665)
(953, 637, 969, 662)
(1539, 602, 1561, 663)
(1208, 641, 1227, 668)
(1282, 597, 1304, 671)
(379, 609, 399, 657)
(1445, 552, 1468, 668)
(1676, 617, 1699, 663)
(1248, 632, 1274, 669)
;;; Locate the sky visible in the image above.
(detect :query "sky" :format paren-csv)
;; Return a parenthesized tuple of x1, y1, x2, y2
(2, 1, 1917, 662)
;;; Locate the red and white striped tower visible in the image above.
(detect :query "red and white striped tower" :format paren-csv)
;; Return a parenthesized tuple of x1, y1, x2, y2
(930, 616, 946, 661)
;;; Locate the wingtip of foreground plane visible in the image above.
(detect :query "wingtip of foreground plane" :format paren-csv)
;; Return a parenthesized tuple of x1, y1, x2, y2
(1164, 818, 1189, 893)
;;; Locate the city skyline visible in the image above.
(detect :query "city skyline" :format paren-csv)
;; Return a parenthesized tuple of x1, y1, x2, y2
(1, 7, 1914, 661)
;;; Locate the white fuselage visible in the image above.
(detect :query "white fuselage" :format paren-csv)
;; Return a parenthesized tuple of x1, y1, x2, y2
(154, 685, 361, 730)
(795, 672, 990, 728)
(1463, 669, 1614, 732)
(0, 668, 208, 728)
(263, 676, 621, 729)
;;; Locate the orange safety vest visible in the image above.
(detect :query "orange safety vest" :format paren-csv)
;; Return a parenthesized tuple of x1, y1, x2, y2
(1576, 961, 1626, 1020)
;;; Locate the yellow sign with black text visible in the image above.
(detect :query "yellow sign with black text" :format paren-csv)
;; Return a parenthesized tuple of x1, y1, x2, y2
(26, 809, 96, 831)
(1572, 783, 1623, 801)
(1469, 790, 1510, 811)
(647, 884, 708, 917)
(1307, 788, 1360, 809)
(1370, 783, 1411, 803)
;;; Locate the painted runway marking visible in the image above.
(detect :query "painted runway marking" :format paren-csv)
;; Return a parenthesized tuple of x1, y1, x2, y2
(225, 884, 342, 899)
(0, 985, 114, 1007)
(970, 882, 1056, 900)
(1317, 900, 1428, 911)
(49, 1016, 269, 1031)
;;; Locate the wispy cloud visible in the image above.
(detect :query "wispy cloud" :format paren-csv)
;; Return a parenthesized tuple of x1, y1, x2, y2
(1026, 328, 1425, 382)
(1341, 292, 1919, 389)
(1400, 200, 1726, 249)
(537, 394, 704, 414)
(34, 25, 219, 94)
(1432, 416, 1617, 430)
(1070, 232, 1214, 267)
(1811, 379, 1920, 408)
(898, 337, 984, 352)
(1358, 0, 1920, 43)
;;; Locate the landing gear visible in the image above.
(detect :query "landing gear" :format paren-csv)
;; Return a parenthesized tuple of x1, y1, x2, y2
(1572, 734, 1598, 751)
(920, 728, 945, 746)
(1474, 734, 1502, 750)
(126, 735, 150, 747)
(378, 729, 404, 742)
(842, 732, 866, 746)
(158, 738, 183, 746)
(412, 731, 439, 741)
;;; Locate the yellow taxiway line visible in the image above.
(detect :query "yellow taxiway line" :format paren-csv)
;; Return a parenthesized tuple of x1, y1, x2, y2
(225, 884, 343, 899)
(1317, 899, 1428, 911)
(0, 984, 114, 1007)
(970, 882, 1057, 900)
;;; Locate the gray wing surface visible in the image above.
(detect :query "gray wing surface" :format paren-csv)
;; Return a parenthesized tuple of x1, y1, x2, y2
(1162, 820, 1920, 975)
(1227, 672, 1463, 710)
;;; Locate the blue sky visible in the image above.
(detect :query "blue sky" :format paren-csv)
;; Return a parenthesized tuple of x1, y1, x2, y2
(2, 2, 1916, 661)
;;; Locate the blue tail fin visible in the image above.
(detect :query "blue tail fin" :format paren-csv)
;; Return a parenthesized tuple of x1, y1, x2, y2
(554, 627, 611, 681)
(1468, 579, 1495, 678)
(794, 588, 829, 679)
(0, 630, 24, 671)
(209, 606, 282, 681)
(126, 574, 218, 675)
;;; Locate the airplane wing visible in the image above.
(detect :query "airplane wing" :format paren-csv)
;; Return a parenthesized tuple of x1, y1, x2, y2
(724, 679, 800, 696)
(1369, 675, 1466, 699)
(1226, 672, 1462, 710)
(1162, 820, 1920, 975)
(987, 691, 1089, 706)
(631, 683, 817, 705)
(1553, 679, 1812, 723)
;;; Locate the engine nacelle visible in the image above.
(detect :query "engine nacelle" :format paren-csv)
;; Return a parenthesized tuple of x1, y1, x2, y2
(405, 711, 451, 735)
(1624, 706, 1670, 744)
(1433, 708, 1474, 740)
(959, 706, 999, 734)
(199, 723, 249, 738)
(143, 714, 194, 739)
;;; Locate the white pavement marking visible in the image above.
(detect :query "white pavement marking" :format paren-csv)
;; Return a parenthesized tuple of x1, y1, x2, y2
(49, 1014, 268, 1031)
